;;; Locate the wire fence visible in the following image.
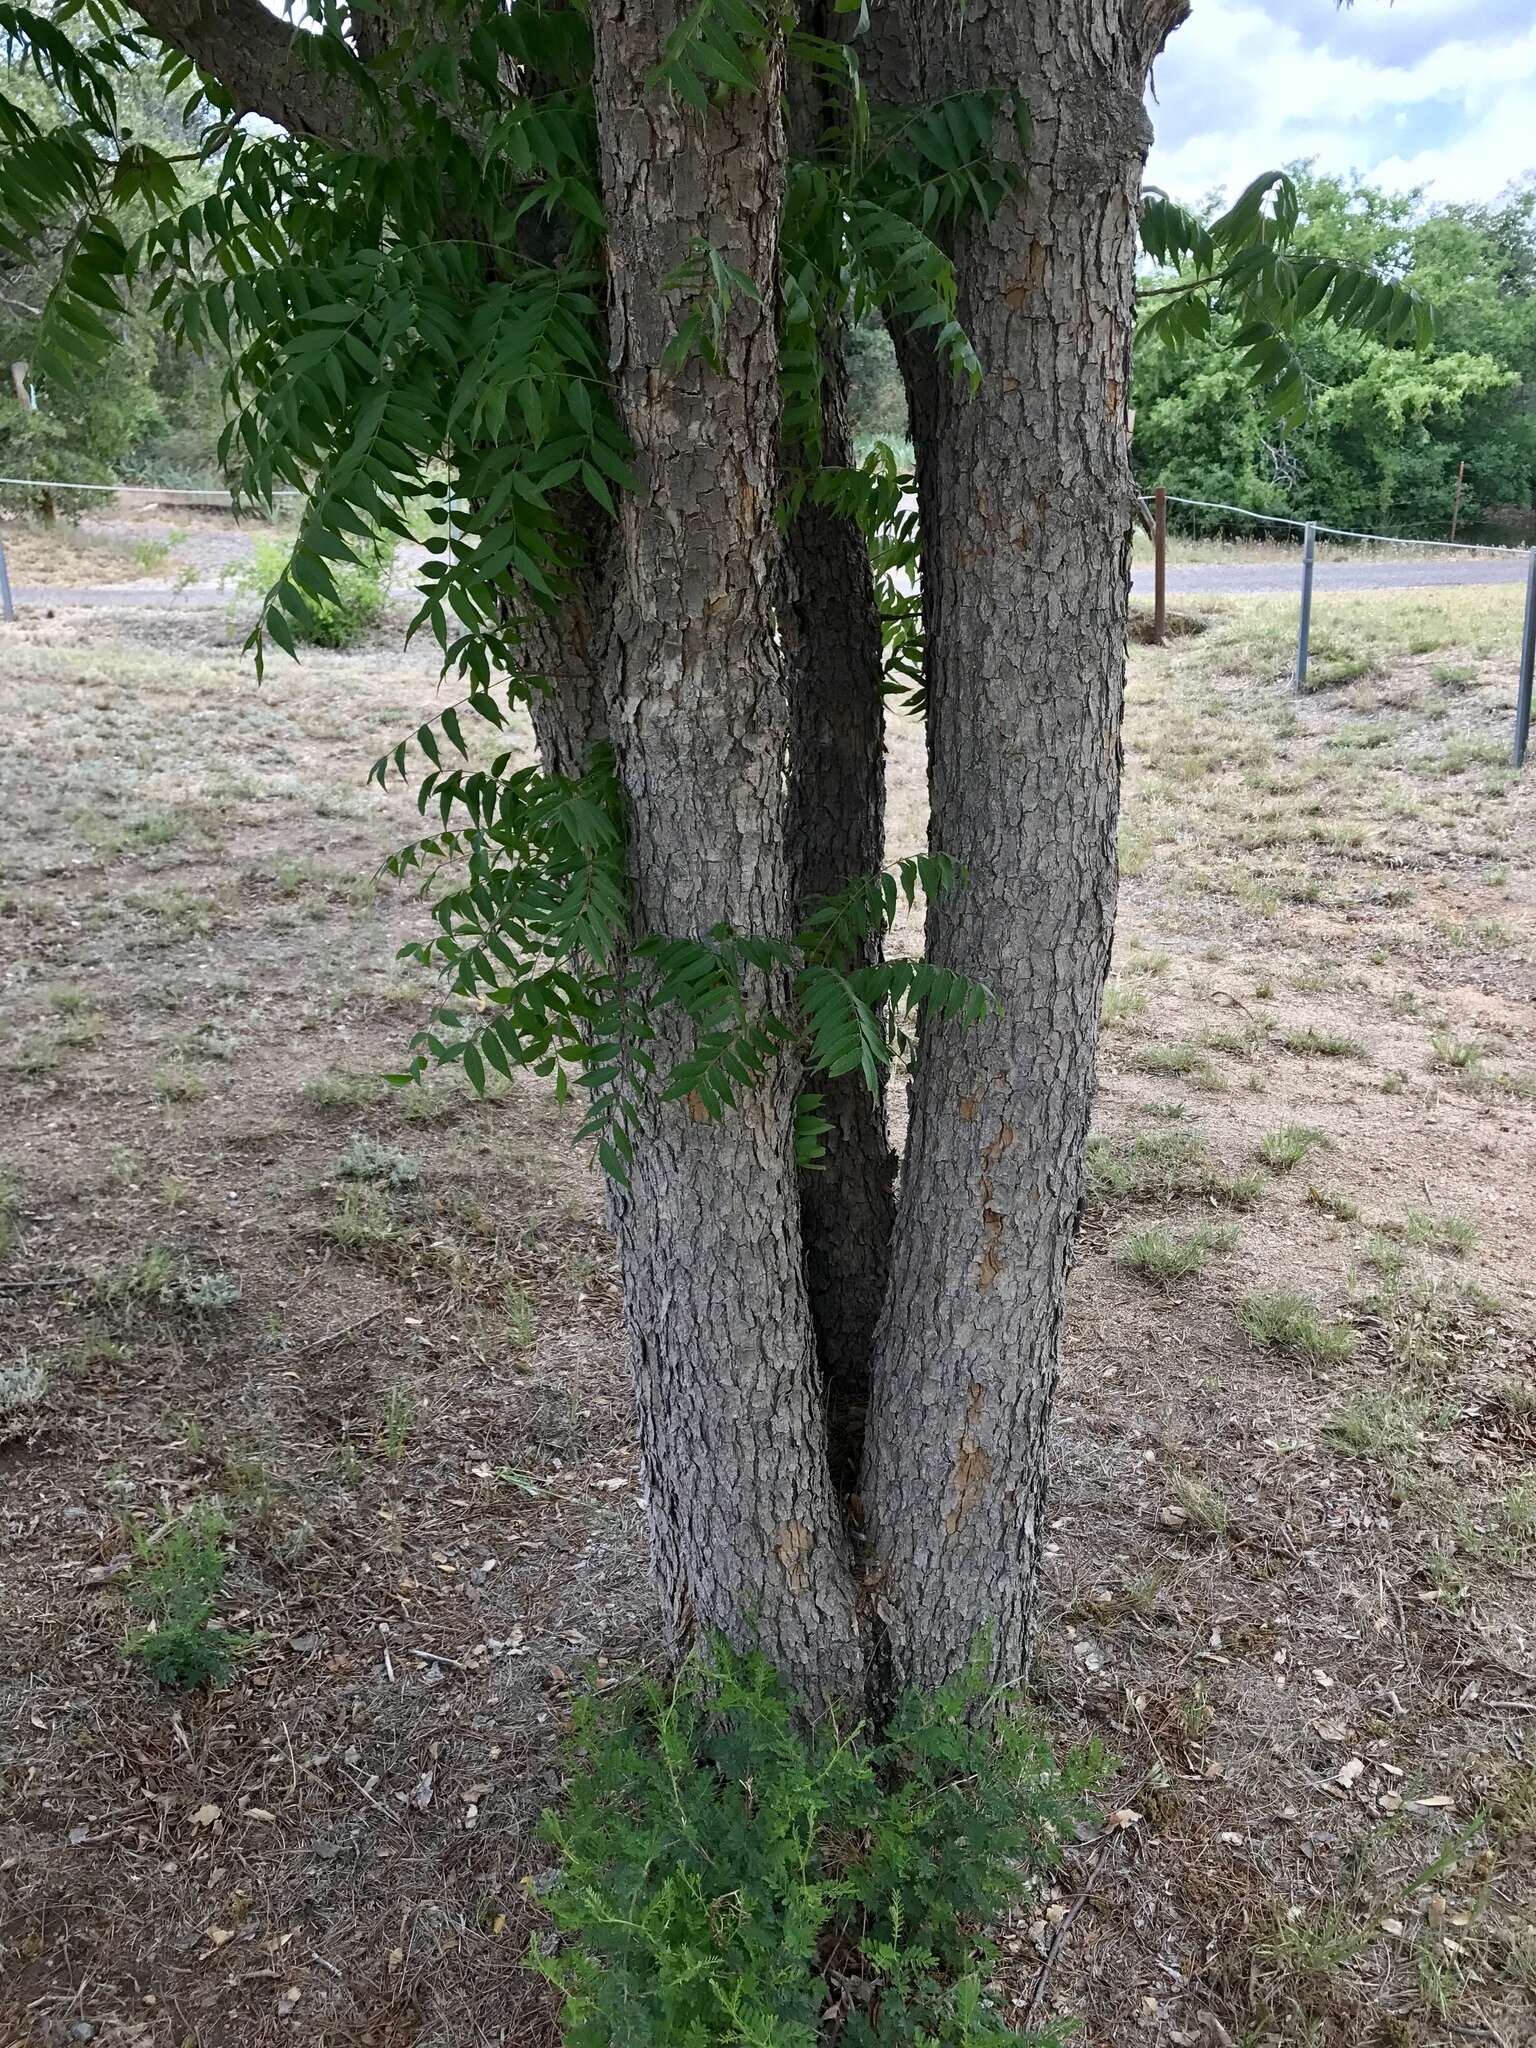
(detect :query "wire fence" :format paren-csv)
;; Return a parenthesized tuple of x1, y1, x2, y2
(1144, 486, 1536, 770)
(2, 473, 1533, 767)
(0, 475, 301, 500)
(1160, 491, 1530, 555)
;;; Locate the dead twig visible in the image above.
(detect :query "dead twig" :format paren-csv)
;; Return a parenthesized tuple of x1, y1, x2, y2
(1022, 1772, 1153, 2023)
(289, 1306, 389, 1359)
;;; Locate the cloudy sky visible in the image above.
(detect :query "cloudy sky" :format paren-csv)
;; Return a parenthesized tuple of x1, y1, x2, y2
(1147, 1, 1536, 208)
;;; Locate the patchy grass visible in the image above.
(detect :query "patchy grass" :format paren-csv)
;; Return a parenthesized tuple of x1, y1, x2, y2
(0, 566, 1530, 2047)
(1256, 1122, 1331, 1172)
(1387, 1209, 1478, 1257)
(1130, 1040, 1225, 1088)
(1114, 1221, 1238, 1291)
(1239, 1289, 1357, 1366)
(1276, 1024, 1364, 1059)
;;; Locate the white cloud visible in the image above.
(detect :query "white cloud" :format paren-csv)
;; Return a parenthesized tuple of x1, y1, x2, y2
(1147, 2, 1536, 206)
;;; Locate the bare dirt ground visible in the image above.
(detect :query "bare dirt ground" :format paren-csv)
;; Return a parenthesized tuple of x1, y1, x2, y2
(1, 560, 1533, 2048)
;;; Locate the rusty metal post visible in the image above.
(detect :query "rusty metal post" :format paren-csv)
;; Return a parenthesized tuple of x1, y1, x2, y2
(1450, 459, 1466, 544)
(1153, 485, 1167, 646)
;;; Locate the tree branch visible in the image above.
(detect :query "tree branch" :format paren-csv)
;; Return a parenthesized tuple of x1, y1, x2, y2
(125, 0, 378, 148)
(1135, 0, 1191, 65)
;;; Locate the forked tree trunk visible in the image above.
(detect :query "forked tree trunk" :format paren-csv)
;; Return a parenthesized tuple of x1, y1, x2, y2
(590, 0, 863, 1706)
(860, 3, 1162, 1699)
(782, 335, 895, 1492)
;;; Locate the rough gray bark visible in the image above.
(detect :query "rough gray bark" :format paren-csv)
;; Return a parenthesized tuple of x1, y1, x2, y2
(782, 337, 896, 1492)
(519, 506, 620, 780)
(590, 0, 863, 1706)
(860, 1, 1170, 1699)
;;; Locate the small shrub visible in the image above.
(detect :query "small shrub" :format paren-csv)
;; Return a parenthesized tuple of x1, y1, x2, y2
(1115, 1221, 1237, 1291)
(1239, 1290, 1355, 1366)
(232, 535, 394, 648)
(126, 1509, 247, 1690)
(1429, 1033, 1483, 1073)
(336, 1135, 421, 1188)
(536, 1641, 1105, 2047)
(177, 1267, 243, 1312)
(1256, 1124, 1330, 1173)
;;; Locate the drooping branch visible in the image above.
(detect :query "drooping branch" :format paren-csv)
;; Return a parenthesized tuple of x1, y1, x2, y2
(125, 0, 380, 146)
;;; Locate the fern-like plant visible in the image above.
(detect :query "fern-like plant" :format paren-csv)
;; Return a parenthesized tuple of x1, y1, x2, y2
(535, 1640, 1106, 2046)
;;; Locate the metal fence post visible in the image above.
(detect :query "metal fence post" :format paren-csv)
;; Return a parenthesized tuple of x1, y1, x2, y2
(1295, 520, 1316, 691)
(0, 533, 14, 622)
(1515, 546, 1536, 770)
(1152, 485, 1167, 646)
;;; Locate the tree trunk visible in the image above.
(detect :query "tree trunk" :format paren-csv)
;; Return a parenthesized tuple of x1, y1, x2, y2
(519, 504, 619, 780)
(860, 4, 1156, 1700)
(782, 334, 895, 1493)
(590, 0, 863, 1706)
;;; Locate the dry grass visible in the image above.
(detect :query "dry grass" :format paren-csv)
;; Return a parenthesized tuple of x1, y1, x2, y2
(1, 570, 1533, 2046)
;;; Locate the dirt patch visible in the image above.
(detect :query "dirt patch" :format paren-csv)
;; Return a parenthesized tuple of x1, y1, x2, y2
(2, 582, 1534, 2046)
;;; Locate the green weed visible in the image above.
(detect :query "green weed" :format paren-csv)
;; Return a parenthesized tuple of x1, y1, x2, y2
(126, 1508, 247, 1690)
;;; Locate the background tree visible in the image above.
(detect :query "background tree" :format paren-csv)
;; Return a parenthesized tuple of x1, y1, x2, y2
(0, 0, 1424, 1714)
(0, 37, 222, 507)
(1134, 167, 1536, 537)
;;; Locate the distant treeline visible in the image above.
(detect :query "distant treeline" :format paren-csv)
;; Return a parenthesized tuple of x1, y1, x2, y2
(1132, 170, 1536, 542)
(850, 168, 1536, 544)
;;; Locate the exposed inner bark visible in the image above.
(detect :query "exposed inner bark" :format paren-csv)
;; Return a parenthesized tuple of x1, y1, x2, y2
(859, 2, 1156, 1701)
(590, 0, 863, 1707)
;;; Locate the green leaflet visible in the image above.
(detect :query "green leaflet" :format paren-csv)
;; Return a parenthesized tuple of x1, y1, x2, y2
(1139, 169, 1434, 424)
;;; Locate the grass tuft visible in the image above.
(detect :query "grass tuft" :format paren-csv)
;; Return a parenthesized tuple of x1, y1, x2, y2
(1240, 1289, 1356, 1366)
(1256, 1124, 1331, 1173)
(1114, 1221, 1237, 1291)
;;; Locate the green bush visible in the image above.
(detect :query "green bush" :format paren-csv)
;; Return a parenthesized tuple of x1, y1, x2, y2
(534, 1641, 1105, 2046)
(233, 535, 395, 648)
(126, 1508, 247, 1690)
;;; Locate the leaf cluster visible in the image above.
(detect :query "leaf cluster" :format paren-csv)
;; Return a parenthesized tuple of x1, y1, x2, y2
(1140, 170, 1435, 424)
(380, 719, 993, 1176)
(534, 1639, 1106, 2047)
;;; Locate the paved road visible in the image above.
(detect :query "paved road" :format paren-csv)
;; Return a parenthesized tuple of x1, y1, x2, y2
(1134, 554, 1531, 597)
(8, 551, 1531, 614)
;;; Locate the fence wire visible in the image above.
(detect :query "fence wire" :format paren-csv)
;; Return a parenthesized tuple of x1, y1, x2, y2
(2, 473, 1533, 765)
